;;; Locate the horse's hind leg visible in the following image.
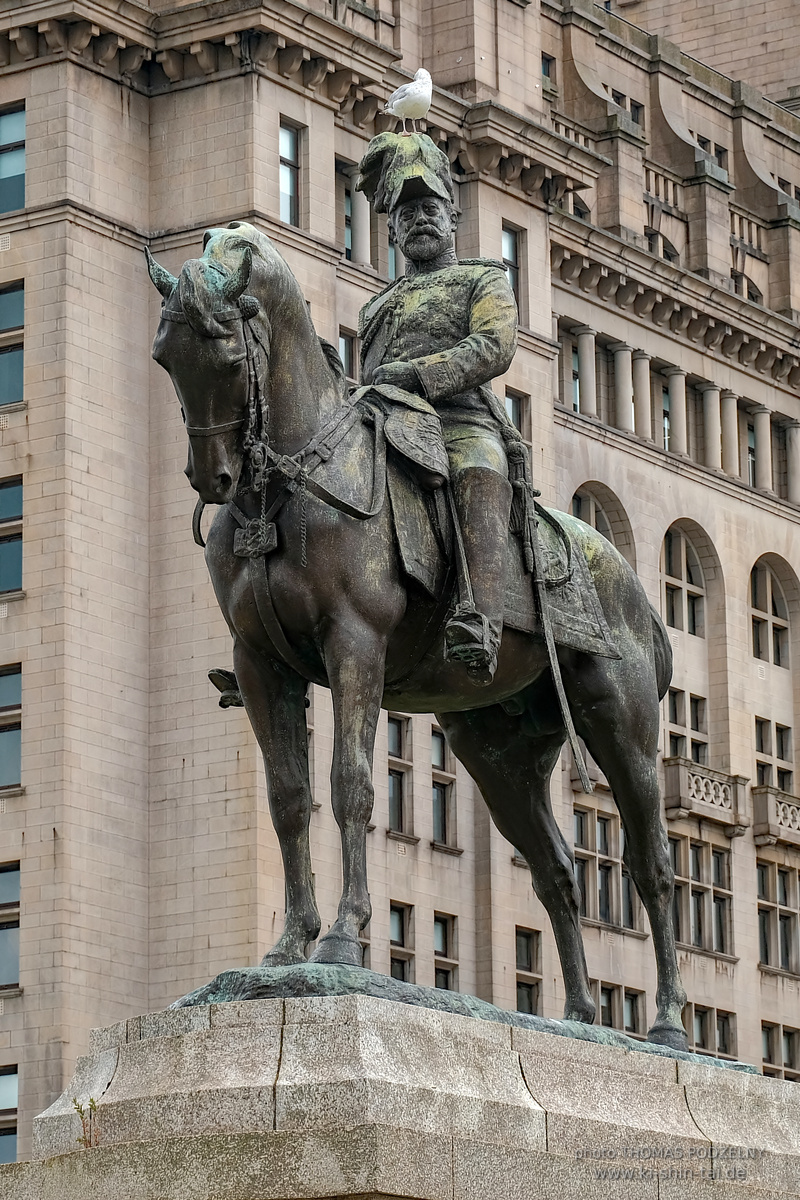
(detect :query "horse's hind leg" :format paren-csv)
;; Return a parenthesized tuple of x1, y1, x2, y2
(568, 654, 688, 1050)
(234, 643, 321, 965)
(438, 701, 595, 1023)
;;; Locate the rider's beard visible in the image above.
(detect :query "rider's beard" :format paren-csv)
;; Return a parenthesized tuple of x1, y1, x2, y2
(403, 228, 449, 261)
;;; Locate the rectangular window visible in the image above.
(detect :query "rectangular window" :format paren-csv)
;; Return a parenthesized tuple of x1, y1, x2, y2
(0, 536, 21, 594)
(778, 768, 793, 793)
(279, 122, 300, 227)
(630, 101, 644, 127)
(502, 225, 520, 305)
(748, 424, 756, 487)
(598, 862, 612, 923)
(571, 347, 580, 413)
(388, 770, 404, 833)
(541, 53, 555, 81)
(757, 862, 769, 900)
(777, 727, 793, 762)
(690, 696, 705, 733)
(624, 990, 640, 1033)
(763, 1023, 775, 1063)
(388, 715, 404, 759)
(662, 386, 671, 450)
(596, 816, 610, 857)
(691, 889, 704, 946)
(431, 729, 446, 771)
(389, 903, 412, 982)
(669, 733, 685, 758)
(338, 331, 356, 382)
(515, 928, 534, 973)
(665, 585, 681, 629)
(716, 1011, 731, 1055)
(757, 761, 773, 787)
(780, 913, 794, 971)
(668, 688, 683, 726)
(0, 1065, 17, 1165)
(0, 481, 21, 526)
(693, 1006, 709, 1048)
(432, 781, 448, 844)
(759, 907, 771, 964)
(0, 286, 23, 335)
(756, 718, 772, 755)
(687, 593, 704, 637)
(0, 286, 23, 409)
(344, 186, 352, 260)
(779, 869, 790, 907)
(0, 108, 24, 215)
(516, 980, 538, 1014)
(0, 863, 19, 989)
(505, 388, 529, 437)
(622, 869, 636, 929)
(573, 809, 587, 847)
(672, 883, 683, 942)
(600, 985, 614, 1027)
(575, 857, 587, 917)
(713, 894, 728, 954)
(434, 912, 456, 990)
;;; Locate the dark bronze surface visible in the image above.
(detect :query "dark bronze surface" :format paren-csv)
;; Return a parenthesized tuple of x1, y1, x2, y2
(148, 137, 688, 1049)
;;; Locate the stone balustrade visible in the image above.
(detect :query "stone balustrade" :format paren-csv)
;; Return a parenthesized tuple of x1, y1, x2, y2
(663, 757, 750, 836)
(753, 785, 800, 849)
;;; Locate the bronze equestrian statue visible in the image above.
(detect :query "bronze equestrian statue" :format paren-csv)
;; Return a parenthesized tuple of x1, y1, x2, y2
(146, 132, 689, 1051)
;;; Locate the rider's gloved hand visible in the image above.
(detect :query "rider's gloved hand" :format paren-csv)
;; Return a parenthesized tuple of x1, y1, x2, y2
(372, 361, 423, 393)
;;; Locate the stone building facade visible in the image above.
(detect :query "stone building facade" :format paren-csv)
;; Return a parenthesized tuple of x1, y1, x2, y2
(0, 0, 799, 1162)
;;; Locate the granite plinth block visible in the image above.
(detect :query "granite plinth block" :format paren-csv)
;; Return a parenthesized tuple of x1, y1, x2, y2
(0, 989, 796, 1200)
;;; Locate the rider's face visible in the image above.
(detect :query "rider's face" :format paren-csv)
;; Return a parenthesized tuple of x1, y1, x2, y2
(390, 197, 456, 263)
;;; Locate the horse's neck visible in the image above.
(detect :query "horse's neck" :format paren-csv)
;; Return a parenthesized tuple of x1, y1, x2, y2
(266, 312, 342, 456)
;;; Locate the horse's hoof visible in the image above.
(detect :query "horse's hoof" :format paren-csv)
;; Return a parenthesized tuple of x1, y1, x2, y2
(309, 933, 363, 966)
(564, 1006, 596, 1024)
(260, 950, 307, 968)
(647, 1024, 689, 1051)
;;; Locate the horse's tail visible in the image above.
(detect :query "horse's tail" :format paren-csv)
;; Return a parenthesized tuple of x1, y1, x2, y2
(650, 603, 673, 700)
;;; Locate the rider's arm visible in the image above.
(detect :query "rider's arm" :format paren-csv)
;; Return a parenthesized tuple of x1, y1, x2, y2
(409, 266, 518, 402)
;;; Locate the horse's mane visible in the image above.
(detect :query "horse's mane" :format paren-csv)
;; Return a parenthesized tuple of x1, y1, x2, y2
(205, 223, 347, 398)
(318, 338, 347, 396)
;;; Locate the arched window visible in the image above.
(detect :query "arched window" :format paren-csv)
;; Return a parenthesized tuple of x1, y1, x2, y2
(572, 489, 612, 542)
(662, 527, 705, 637)
(570, 483, 636, 567)
(751, 562, 790, 668)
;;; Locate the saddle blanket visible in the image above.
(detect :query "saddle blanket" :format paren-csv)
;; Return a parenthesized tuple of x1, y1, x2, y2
(387, 460, 619, 660)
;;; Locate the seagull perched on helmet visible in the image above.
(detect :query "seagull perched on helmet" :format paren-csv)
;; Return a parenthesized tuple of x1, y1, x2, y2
(384, 68, 433, 135)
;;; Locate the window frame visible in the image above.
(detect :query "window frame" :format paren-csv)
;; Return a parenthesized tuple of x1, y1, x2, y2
(0, 105, 25, 217)
(278, 120, 302, 228)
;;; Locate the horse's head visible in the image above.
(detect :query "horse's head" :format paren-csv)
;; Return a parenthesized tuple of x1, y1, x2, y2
(148, 222, 274, 505)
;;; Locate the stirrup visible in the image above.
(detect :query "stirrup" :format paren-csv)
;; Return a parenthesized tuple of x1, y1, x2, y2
(444, 610, 498, 685)
(209, 668, 244, 709)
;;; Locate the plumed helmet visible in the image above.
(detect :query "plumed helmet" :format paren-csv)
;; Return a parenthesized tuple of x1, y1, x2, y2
(355, 132, 454, 214)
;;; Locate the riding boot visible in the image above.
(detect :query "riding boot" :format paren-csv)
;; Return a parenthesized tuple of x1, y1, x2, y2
(444, 468, 513, 686)
(209, 668, 243, 708)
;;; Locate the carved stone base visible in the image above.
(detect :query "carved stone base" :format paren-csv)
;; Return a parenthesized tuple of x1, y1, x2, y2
(2, 991, 799, 1199)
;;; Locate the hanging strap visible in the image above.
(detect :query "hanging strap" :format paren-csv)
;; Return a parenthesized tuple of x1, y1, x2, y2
(528, 509, 593, 794)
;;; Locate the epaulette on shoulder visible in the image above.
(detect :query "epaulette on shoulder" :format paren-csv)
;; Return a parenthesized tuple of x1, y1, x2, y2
(458, 258, 507, 270)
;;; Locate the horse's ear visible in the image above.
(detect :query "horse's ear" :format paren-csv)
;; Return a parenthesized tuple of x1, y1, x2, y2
(145, 247, 178, 299)
(222, 247, 253, 302)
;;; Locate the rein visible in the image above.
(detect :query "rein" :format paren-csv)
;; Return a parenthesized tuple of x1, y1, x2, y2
(174, 296, 386, 550)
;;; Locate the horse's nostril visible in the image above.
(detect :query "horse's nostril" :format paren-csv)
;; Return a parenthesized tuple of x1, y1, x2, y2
(217, 473, 232, 495)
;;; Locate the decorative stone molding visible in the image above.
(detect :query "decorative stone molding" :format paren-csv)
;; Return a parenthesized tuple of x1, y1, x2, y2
(663, 757, 750, 836)
(753, 785, 800, 848)
(552, 237, 800, 391)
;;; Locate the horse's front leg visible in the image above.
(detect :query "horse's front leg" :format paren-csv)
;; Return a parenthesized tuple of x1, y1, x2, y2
(310, 620, 386, 966)
(233, 642, 321, 965)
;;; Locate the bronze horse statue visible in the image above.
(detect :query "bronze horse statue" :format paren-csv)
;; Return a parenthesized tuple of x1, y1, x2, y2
(147, 221, 688, 1050)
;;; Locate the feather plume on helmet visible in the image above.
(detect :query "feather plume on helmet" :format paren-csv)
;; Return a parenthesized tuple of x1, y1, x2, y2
(355, 132, 454, 214)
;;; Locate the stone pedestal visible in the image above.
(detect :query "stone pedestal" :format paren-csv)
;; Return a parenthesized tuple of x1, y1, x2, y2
(1, 988, 799, 1199)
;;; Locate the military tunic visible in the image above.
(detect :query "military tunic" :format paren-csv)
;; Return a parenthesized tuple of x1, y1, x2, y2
(358, 258, 518, 477)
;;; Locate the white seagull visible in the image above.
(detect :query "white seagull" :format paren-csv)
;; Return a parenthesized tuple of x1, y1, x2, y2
(384, 68, 433, 135)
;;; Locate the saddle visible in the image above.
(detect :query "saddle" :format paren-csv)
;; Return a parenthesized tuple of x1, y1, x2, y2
(348, 384, 619, 661)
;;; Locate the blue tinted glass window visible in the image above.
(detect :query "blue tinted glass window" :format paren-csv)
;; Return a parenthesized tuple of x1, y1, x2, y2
(0, 482, 21, 523)
(0, 1071, 17, 1110)
(0, 924, 19, 985)
(0, 347, 23, 405)
(0, 537, 20, 592)
(0, 1128, 15, 1163)
(0, 287, 23, 332)
(0, 727, 19, 787)
(0, 670, 20, 710)
(0, 109, 24, 215)
(0, 866, 19, 905)
(0, 111, 24, 148)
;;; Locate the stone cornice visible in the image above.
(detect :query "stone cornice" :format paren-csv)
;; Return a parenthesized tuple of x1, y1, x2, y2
(555, 405, 800, 524)
(551, 211, 800, 391)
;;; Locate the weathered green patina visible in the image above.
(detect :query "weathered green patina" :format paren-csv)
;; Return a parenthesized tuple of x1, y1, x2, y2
(145, 131, 691, 1052)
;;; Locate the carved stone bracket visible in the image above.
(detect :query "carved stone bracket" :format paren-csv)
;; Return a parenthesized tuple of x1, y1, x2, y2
(157, 50, 184, 82)
(9, 27, 38, 60)
(94, 33, 126, 67)
(190, 41, 217, 75)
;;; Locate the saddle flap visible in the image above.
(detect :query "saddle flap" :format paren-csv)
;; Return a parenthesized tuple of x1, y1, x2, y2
(384, 408, 450, 482)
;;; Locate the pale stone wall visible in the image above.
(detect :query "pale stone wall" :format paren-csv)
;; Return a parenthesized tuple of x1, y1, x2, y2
(0, 0, 800, 1166)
